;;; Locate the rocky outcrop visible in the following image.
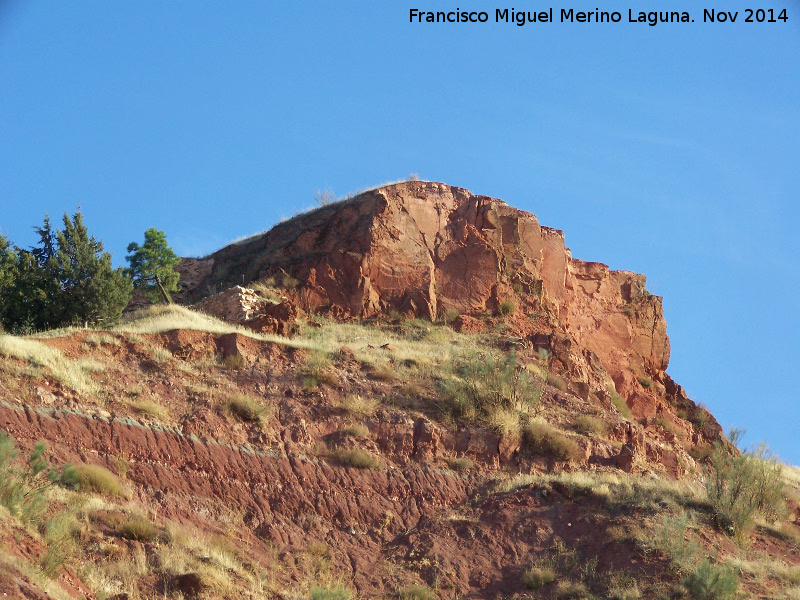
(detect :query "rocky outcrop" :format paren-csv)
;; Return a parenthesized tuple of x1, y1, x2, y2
(186, 182, 672, 414)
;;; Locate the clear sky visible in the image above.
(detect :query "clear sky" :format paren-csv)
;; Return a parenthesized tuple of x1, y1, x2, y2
(1, 2, 798, 463)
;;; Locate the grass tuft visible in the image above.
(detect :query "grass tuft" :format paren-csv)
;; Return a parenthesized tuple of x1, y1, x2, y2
(333, 448, 377, 469)
(225, 393, 271, 422)
(524, 421, 583, 462)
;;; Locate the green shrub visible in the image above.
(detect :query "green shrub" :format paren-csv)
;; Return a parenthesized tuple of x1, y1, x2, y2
(398, 585, 435, 600)
(447, 457, 473, 471)
(575, 415, 609, 437)
(118, 515, 159, 542)
(310, 585, 352, 600)
(498, 300, 516, 317)
(300, 351, 338, 388)
(522, 566, 555, 589)
(225, 393, 271, 422)
(438, 349, 541, 422)
(706, 430, 786, 544)
(334, 448, 376, 469)
(525, 422, 583, 463)
(637, 376, 652, 388)
(682, 559, 740, 600)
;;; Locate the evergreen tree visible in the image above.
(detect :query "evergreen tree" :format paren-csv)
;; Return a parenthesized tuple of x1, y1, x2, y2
(3, 212, 132, 332)
(0, 235, 18, 331)
(124, 228, 180, 303)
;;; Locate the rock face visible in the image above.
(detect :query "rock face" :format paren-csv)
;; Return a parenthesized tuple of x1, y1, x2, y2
(190, 181, 671, 412)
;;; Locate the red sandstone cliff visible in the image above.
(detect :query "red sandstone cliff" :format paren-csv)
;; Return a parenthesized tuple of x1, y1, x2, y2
(185, 181, 696, 424)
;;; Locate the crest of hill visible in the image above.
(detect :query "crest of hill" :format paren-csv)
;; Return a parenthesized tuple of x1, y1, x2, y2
(179, 181, 691, 423)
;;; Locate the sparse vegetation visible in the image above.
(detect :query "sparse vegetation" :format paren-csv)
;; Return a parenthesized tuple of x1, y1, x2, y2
(72, 464, 127, 497)
(447, 457, 473, 471)
(225, 393, 271, 422)
(338, 394, 380, 418)
(705, 430, 786, 544)
(610, 389, 633, 419)
(118, 515, 160, 542)
(133, 399, 169, 420)
(575, 415, 609, 437)
(343, 424, 369, 438)
(682, 559, 740, 600)
(637, 376, 652, 388)
(333, 448, 377, 469)
(398, 585, 435, 600)
(498, 300, 516, 317)
(310, 585, 352, 600)
(524, 421, 584, 462)
(522, 565, 555, 589)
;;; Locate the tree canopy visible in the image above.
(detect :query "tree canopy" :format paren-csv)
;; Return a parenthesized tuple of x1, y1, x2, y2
(0, 212, 132, 333)
(124, 228, 180, 304)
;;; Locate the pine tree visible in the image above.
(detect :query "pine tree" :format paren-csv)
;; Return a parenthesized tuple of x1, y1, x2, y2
(124, 228, 180, 304)
(0, 235, 18, 331)
(3, 212, 132, 332)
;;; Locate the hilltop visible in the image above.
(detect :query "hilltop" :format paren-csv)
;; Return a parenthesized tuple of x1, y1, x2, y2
(0, 182, 798, 600)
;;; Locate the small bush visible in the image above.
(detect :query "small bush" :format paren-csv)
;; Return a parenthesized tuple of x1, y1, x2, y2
(637, 376, 652, 388)
(447, 457, 473, 471)
(682, 559, 740, 600)
(225, 394, 270, 422)
(338, 394, 380, 418)
(118, 515, 159, 542)
(74, 464, 126, 496)
(438, 349, 541, 423)
(706, 430, 786, 544)
(343, 424, 369, 438)
(575, 415, 609, 437)
(522, 566, 555, 589)
(498, 300, 516, 317)
(334, 448, 376, 469)
(525, 422, 583, 463)
(689, 444, 714, 463)
(310, 585, 351, 600)
(398, 585, 435, 600)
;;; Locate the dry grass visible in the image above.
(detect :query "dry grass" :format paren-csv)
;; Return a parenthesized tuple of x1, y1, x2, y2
(225, 394, 271, 422)
(333, 448, 377, 469)
(118, 515, 159, 542)
(447, 457, 473, 471)
(0, 335, 100, 395)
(493, 470, 703, 511)
(524, 421, 583, 462)
(610, 389, 633, 419)
(74, 464, 127, 497)
(489, 407, 521, 438)
(132, 399, 169, 421)
(343, 424, 369, 438)
(575, 415, 609, 437)
(337, 394, 380, 418)
(522, 565, 555, 589)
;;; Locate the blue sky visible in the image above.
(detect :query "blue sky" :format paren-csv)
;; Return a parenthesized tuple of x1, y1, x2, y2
(1, 2, 798, 463)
